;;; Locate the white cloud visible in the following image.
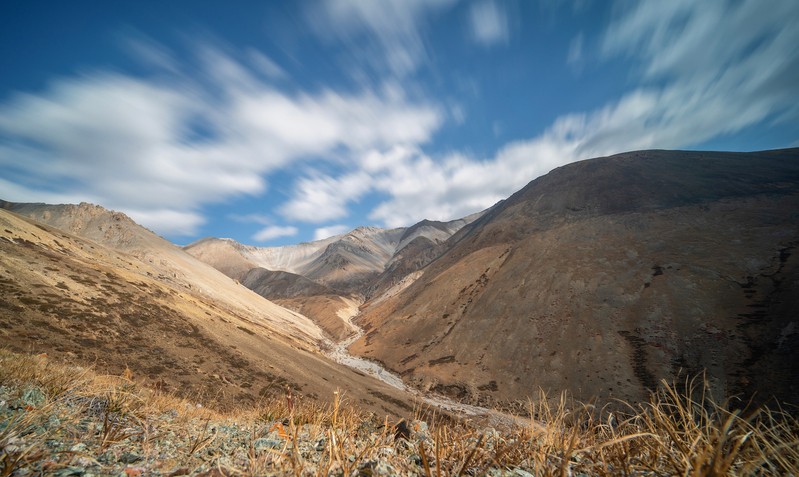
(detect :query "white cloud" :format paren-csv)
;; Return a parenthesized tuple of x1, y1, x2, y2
(310, 0, 458, 75)
(125, 209, 206, 237)
(313, 224, 351, 241)
(0, 44, 442, 237)
(247, 49, 287, 80)
(122, 32, 180, 74)
(252, 225, 299, 242)
(280, 171, 372, 223)
(229, 87, 442, 156)
(588, 0, 799, 152)
(229, 213, 274, 225)
(469, 0, 510, 47)
(326, 0, 799, 228)
(364, 139, 574, 227)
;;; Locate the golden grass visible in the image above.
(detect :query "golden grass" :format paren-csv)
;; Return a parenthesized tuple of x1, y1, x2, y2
(1, 349, 797, 476)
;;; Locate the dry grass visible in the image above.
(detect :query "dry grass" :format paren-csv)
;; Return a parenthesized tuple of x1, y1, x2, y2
(1, 349, 797, 476)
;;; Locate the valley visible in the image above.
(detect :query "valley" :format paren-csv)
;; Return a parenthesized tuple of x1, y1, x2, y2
(181, 149, 799, 414)
(3, 148, 799, 421)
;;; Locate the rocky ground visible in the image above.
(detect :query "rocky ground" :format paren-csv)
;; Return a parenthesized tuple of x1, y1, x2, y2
(2, 350, 798, 476)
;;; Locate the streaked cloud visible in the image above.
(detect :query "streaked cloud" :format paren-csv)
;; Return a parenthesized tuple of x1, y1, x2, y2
(125, 209, 207, 238)
(289, 0, 799, 229)
(309, 0, 457, 75)
(253, 225, 299, 242)
(228, 213, 275, 226)
(0, 43, 442, 236)
(469, 0, 510, 47)
(279, 171, 372, 223)
(567, 32, 583, 66)
(246, 49, 288, 80)
(313, 224, 351, 241)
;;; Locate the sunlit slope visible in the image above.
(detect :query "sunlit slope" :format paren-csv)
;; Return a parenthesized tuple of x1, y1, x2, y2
(0, 207, 414, 415)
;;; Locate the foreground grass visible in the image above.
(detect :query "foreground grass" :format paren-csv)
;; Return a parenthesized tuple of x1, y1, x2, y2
(1, 350, 797, 476)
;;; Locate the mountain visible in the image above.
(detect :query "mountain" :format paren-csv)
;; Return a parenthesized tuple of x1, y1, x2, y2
(184, 216, 483, 338)
(240, 267, 357, 340)
(349, 148, 799, 410)
(0, 203, 414, 416)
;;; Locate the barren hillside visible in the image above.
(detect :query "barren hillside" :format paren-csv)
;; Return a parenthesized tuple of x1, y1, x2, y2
(350, 148, 799, 410)
(0, 206, 414, 416)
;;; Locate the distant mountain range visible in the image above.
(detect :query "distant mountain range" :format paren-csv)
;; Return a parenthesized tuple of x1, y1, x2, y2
(4, 147, 798, 414)
(183, 213, 483, 339)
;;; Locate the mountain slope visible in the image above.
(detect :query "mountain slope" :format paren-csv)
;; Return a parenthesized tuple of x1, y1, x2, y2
(185, 217, 482, 293)
(351, 148, 799, 409)
(184, 216, 484, 337)
(240, 267, 356, 340)
(0, 206, 414, 416)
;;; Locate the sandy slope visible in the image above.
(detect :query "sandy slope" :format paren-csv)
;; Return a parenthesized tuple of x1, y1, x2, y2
(0, 207, 415, 416)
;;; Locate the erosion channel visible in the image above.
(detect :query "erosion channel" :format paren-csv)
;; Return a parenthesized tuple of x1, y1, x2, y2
(322, 300, 521, 426)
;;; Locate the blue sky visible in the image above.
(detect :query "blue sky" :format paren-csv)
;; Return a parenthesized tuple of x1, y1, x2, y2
(1, 0, 798, 245)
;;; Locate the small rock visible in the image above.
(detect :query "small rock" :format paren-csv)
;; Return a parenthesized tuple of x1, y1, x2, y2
(119, 452, 142, 464)
(53, 467, 85, 477)
(20, 386, 46, 408)
(253, 437, 283, 451)
(195, 468, 236, 477)
(166, 467, 190, 477)
(357, 460, 398, 476)
(4, 435, 25, 453)
(123, 467, 143, 477)
(70, 443, 87, 453)
(74, 456, 95, 467)
(512, 469, 534, 477)
(410, 420, 430, 441)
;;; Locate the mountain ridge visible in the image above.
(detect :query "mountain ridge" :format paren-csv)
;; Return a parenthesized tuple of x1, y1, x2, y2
(349, 148, 799, 409)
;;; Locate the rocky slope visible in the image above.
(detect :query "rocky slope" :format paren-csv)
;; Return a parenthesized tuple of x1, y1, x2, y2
(350, 148, 799, 410)
(0, 205, 414, 416)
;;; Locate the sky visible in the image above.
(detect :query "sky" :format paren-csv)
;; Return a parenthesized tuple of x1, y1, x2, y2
(1, 0, 798, 246)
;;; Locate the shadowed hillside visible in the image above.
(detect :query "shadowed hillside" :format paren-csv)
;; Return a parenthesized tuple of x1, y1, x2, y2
(351, 148, 799, 410)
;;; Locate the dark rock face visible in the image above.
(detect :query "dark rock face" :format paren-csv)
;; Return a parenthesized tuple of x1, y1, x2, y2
(352, 148, 799, 409)
(241, 268, 334, 299)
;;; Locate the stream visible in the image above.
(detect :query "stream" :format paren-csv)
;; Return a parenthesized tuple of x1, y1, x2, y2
(322, 300, 521, 423)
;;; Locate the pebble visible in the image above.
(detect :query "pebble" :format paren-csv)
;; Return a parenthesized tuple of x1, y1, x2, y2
(253, 436, 284, 450)
(20, 386, 46, 408)
(119, 451, 143, 463)
(70, 442, 87, 452)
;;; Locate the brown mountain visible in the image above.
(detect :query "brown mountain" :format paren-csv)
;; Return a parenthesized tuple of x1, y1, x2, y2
(0, 204, 414, 416)
(184, 216, 483, 338)
(350, 148, 799, 410)
(240, 267, 356, 340)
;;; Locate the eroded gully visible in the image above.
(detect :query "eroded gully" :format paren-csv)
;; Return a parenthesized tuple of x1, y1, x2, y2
(321, 299, 526, 426)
